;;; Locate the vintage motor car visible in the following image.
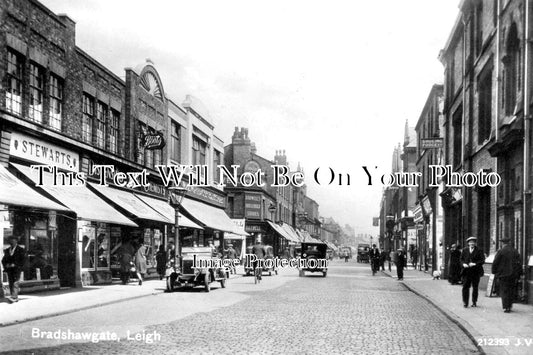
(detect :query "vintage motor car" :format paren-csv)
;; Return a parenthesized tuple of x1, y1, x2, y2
(166, 246, 227, 292)
(243, 245, 278, 276)
(298, 242, 328, 277)
(356, 244, 370, 263)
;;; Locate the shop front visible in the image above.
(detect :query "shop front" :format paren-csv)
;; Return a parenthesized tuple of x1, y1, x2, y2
(0, 164, 71, 295)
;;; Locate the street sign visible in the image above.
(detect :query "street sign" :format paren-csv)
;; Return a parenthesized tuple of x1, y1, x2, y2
(421, 138, 443, 149)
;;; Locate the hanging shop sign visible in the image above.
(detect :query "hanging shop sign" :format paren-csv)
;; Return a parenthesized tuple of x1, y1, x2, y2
(10, 132, 79, 171)
(422, 196, 433, 215)
(413, 205, 424, 223)
(140, 130, 165, 150)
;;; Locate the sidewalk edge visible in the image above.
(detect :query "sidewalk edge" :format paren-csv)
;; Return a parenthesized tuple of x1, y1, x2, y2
(0, 290, 163, 328)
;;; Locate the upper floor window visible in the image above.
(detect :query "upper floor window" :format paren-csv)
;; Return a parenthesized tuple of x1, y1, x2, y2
(192, 136, 207, 165)
(108, 109, 120, 154)
(96, 102, 107, 149)
(452, 106, 463, 168)
(170, 121, 181, 163)
(503, 22, 520, 117)
(474, 1, 483, 57)
(6, 50, 23, 115)
(82, 94, 94, 144)
(213, 149, 222, 181)
(29, 63, 44, 124)
(478, 64, 492, 144)
(49, 74, 63, 131)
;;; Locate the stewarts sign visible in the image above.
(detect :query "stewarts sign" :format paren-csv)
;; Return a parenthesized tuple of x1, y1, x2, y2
(10, 132, 79, 172)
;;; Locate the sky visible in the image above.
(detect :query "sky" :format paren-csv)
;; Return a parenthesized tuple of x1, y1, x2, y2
(40, 0, 460, 238)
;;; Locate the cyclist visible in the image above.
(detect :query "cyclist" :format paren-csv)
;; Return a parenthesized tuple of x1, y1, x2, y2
(251, 238, 267, 282)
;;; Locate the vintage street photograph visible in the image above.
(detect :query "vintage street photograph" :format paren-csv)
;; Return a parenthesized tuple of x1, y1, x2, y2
(1, 0, 532, 354)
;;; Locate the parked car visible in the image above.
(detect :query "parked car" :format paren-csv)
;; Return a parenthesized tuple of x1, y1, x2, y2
(166, 246, 227, 292)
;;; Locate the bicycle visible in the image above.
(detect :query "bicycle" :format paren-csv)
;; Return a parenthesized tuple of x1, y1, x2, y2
(253, 262, 262, 284)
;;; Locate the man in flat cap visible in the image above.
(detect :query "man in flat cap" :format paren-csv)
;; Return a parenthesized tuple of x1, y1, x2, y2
(460, 236, 485, 307)
(2, 235, 26, 303)
(492, 237, 521, 313)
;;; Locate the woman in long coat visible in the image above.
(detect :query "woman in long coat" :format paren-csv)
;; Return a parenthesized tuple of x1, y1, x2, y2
(119, 240, 135, 285)
(155, 245, 167, 280)
(135, 243, 147, 285)
(448, 244, 462, 285)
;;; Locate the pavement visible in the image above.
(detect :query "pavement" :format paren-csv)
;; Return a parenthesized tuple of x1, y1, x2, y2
(0, 272, 244, 327)
(382, 264, 533, 355)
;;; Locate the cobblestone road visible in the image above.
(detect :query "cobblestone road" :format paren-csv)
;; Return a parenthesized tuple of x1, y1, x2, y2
(3, 261, 480, 354)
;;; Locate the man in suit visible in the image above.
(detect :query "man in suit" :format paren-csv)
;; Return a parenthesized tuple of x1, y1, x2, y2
(2, 235, 26, 303)
(396, 248, 407, 280)
(369, 244, 380, 275)
(491, 237, 521, 313)
(460, 236, 485, 308)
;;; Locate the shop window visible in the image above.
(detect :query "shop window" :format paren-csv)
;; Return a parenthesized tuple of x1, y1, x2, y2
(6, 49, 23, 115)
(29, 63, 44, 123)
(477, 188, 491, 255)
(49, 74, 63, 131)
(79, 222, 111, 269)
(108, 109, 119, 154)
(96, 102, 107, 149)
(171, 121, 181, 163)
(82, 94, 94, 144)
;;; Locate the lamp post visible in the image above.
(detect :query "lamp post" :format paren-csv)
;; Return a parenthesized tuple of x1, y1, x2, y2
(168, 184, 189, 267)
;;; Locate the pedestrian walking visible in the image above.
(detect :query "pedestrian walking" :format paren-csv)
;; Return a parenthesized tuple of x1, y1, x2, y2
(225, 244, 239, 274)
(156, 245, 167, 280)
(2, 235, 26, 303)
(491, 237, 522, 313)
(388, 249, 394, 272)
(119, 240, 135, 285)
(460, 236, 485, 308)
(135, 242, 147, 286)
(369, 244, 380, 275)
(379, 249, 387, 271)
(396, 248, 406, 280)
(411, 247, 418, 270)
(448, 244, 462, 285)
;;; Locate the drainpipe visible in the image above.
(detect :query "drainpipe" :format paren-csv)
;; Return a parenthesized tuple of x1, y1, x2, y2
(523, 0, 531, 298)
(495, 0, 501, 251)
(461, 11, 467, 242)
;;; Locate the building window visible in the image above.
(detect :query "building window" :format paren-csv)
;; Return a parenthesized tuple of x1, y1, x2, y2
(478, 64, 492, 144)
(452, 106, 462, 168)
(108, 109, 119, 154)
(192, 136, 207, 165)
(137, 122, 146, 165)
(474, 1, 483, 57)
(213, 149, 222, 181)
(49, 74, 63, 131)
(96, 102, 107, 149)
(29, 63, 44, 123)
(6, 49, 23, 115)
(82, 94, 94, 143)
(503, 23, 520, 116)
(171, 121, 181, 163)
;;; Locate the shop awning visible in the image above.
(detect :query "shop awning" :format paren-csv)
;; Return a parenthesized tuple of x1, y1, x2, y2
(11, 163, 136, 226)
(280, 223, 302, 243)
(267, 221, 298, 243)
(134, 193, 203, 229)
(0, 165, 69, 211)
(180, 197, 245, 235)
(89, 183, 171, 224)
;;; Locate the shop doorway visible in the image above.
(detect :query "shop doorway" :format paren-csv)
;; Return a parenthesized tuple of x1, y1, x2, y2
(57, 215, 76, 287)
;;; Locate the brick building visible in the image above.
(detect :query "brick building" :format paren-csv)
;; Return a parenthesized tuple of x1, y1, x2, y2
(0, 0, 238, 295)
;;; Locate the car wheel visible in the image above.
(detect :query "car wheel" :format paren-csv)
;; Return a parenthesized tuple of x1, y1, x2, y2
(269, 271, 272, 276)
(299, 269, 304, 277)
(220, 278, 226, 288)
(166, 276, 174, 292)
(275, 269, 278, 275)
(323, 271, 327, 277)
(204, 273, 211, 292)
